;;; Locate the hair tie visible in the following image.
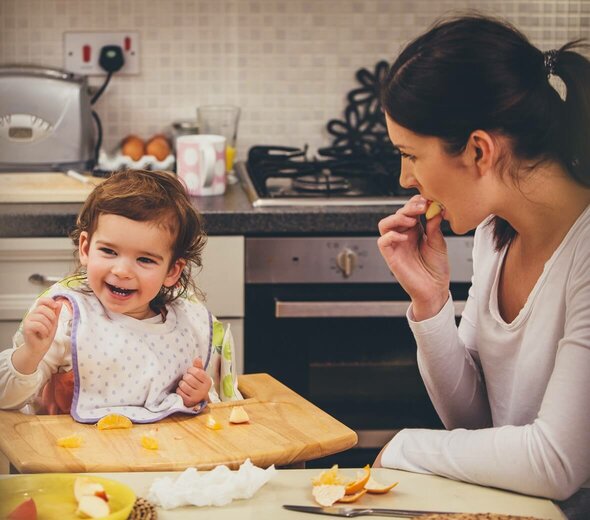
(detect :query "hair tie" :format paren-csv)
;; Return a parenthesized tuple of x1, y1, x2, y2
(543, 49, 567, 102)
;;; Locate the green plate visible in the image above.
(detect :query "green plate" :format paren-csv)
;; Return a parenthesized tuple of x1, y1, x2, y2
(0, 474, 136, 519)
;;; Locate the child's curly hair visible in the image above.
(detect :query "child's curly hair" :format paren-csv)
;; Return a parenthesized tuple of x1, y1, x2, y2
(69, 169, 206, 306)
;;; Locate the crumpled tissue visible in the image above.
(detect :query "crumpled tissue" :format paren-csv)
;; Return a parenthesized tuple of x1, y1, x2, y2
(147, 458, 277, 509)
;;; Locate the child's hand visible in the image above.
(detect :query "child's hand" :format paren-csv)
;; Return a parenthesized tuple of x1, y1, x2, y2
(22, 297, 64, 357)
(176, 357, 212, 408)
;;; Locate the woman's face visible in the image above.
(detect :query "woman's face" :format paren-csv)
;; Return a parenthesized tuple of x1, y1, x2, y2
(385, 115, 492, 234)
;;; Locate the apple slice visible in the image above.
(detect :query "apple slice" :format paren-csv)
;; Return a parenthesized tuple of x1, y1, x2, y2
(7, 498, 37, 520)
(425, 200, 443, 220)
(74, 477, 106, 503)
(76, 495, 110, 519)
(205, 414, 222, 430)
(229, 406, 250, 424)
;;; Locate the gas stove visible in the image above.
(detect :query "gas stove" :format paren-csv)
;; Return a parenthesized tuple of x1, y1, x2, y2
(236, 144, 417, 207)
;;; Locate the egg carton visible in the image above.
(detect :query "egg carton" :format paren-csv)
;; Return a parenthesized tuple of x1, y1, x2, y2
(97, 150, 176, 172)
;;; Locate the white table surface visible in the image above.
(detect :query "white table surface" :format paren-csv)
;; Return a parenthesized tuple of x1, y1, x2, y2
(81, 468, 566, 519)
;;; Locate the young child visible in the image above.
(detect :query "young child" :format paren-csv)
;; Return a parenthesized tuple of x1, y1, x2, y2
(0, 169, 242, 423)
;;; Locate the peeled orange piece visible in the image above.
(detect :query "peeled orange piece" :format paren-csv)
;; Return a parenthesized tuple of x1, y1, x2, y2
(312, 484, 346, 507)
(56, 433, 83, 448)
(338, 489, 367, 502)
(96, 414, 133, 430)
(365, 476, 399, 494)
(205, 415, 222, 430)
(140, 433, 159, 450)
(425, 200, 443, 220)
(344, 464, 371, 495)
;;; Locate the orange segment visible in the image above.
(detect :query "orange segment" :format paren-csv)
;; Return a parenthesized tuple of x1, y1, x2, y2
(338, 489, 367, 502)
(56, 433, 83, 448)
(365, 476, 399, 494)
(344, 464, 371, 494)
(140, 433, 159, 450)
(205, 415, 222, 430)
(96, 414, 133, 430)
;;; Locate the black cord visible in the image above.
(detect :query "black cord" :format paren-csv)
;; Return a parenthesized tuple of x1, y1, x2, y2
(91, 109, 103, 168)
(90, 71, 113, 105)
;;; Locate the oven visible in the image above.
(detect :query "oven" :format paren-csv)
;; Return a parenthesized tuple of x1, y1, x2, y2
(244, 235, 474, 467)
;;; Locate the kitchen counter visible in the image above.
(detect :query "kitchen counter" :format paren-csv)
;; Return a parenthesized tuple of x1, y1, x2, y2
(0, 179, 401, 238)
(0, 468, 566, 519)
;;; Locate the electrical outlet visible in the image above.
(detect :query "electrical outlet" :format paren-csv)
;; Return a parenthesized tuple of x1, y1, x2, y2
(64, 31, 140, 75)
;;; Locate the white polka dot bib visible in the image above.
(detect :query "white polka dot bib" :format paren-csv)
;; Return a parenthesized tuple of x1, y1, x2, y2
(52, 288, 212, 423)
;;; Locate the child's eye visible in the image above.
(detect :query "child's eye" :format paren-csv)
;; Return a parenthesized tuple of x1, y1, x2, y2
(138, 257, 156, 264)
(99, 247, 116, 255)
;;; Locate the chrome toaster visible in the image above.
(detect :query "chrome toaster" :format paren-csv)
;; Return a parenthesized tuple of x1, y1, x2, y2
(0, 65, 95, 172)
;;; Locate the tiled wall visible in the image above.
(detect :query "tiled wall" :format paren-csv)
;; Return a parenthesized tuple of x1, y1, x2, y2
(1, 0, 588, 159)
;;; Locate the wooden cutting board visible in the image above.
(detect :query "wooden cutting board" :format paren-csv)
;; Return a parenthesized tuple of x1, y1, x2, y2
(0, 173, 103, 203)
(0, 373, 358, 473)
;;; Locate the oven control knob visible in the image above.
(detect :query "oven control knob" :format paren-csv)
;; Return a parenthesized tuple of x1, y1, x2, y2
(336, 248, 357, 278)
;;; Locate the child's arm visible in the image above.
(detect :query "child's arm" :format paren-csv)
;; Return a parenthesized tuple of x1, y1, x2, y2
(176, 357, 212, 408)
(12, 297, 64, 375)
(0, 298, 72, 410)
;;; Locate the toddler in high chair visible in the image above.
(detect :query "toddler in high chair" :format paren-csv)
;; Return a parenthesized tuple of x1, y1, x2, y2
(0, 169, 242, 423)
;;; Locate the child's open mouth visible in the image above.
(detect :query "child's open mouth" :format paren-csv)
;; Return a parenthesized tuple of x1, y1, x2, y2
(106, 282, 136, 297)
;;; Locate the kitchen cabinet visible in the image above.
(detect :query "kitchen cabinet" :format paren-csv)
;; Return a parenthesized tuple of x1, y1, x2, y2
(0, 237, 244, 373)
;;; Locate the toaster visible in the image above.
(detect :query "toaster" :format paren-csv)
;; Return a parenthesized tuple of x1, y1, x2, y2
(0, 65, 96, 172)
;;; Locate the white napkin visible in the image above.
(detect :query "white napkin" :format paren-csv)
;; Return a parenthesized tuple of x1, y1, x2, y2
(147, 459, 277, 509)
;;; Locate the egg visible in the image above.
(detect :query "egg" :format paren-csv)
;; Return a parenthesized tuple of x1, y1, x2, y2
(121, 135, 145, 161)
(146, 135, 171, 161)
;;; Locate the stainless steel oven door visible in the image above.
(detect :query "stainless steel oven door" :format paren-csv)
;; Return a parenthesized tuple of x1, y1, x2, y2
(244, 236, 473, 465)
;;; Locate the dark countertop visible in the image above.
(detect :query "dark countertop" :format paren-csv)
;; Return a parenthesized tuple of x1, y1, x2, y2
(0, 180, 403, 238)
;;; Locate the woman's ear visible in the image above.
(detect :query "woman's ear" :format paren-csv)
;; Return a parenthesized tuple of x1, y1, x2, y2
(163, 258, 187, 288)
(79, 231, 90, 267)
(468, 130, 496, 177)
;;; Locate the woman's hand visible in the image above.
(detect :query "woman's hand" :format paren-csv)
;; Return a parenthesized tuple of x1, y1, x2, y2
(377, 195, 450, 320)
(176, 357, 212, 408)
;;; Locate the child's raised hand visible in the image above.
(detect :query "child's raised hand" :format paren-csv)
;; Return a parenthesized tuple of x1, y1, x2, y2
(176, 357, 212, 408)
(22, 297, 64, 357)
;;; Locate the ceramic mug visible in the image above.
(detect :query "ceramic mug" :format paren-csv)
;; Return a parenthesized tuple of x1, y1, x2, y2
(176, 134, 226, 196)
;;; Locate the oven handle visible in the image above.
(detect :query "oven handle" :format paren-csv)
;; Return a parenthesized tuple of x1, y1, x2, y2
(275, 300, 466, 318)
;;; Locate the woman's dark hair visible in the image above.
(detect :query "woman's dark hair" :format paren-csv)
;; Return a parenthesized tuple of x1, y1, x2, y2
(70, 169, 206, 308)
(381, 14, 590, 249)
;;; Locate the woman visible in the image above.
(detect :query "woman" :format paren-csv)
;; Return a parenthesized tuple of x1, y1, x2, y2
(374, 14, 590, 509)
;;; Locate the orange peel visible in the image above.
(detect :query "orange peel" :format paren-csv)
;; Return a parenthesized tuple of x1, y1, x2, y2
(140, 432, 159, 450)
(96, 414, 133, 430)
(338, 489, 368, 502)
(312, 484, 346, 507)
(311, 464, 347, 486)
(344, 464, 371, 495)
(365, 475, 399, 494)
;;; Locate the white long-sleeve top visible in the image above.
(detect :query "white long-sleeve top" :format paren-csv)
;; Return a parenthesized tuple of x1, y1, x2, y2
(381, 207, 590, 501)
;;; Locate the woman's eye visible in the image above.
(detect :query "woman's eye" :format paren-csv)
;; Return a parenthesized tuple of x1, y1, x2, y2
(399, 151, 416, 162)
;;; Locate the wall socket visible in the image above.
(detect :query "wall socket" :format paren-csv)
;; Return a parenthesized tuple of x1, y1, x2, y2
(64, 31, 140, 75)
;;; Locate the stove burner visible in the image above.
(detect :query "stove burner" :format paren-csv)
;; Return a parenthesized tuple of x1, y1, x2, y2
(292, 172, 351, 194)
(243, 144, 416, 203)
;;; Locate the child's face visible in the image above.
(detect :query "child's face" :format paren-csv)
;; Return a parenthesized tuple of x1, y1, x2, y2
(78, 214, 185, 320)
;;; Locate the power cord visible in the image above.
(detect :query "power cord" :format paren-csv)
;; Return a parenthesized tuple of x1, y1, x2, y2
(90, 45, 125, 169)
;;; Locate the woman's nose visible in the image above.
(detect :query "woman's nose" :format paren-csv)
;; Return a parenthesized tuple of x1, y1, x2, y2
(399, 163, 416, 190)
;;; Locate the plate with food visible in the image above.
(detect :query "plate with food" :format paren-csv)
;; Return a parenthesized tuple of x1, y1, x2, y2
(0, 474, 135, 520)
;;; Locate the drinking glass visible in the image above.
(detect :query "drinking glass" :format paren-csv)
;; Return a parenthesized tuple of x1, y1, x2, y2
(197, 105, 240, 173)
